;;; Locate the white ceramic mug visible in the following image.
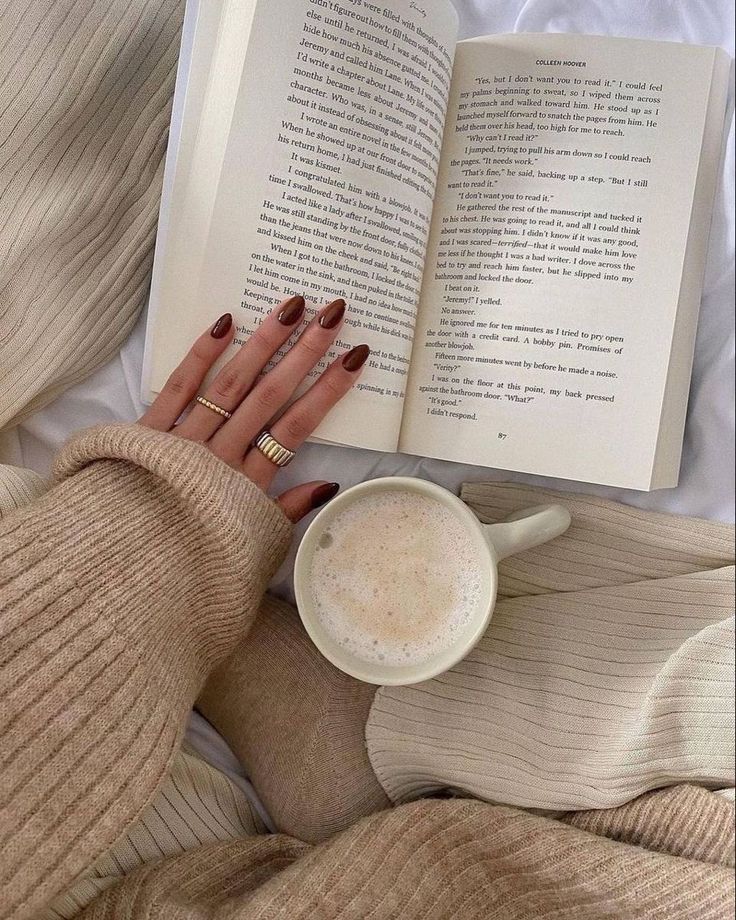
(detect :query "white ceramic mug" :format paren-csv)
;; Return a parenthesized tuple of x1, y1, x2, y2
(294, 477, 571, 686)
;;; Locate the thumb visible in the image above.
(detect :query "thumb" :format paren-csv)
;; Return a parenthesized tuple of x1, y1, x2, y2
(277, 481, 340, 523)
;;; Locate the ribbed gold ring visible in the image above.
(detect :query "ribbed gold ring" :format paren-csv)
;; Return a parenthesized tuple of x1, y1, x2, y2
(254, 431, 296, 468)
(196, 396, 233, 420)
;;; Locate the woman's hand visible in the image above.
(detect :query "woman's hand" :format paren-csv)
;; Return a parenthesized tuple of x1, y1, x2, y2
(139, 296, 369, 522)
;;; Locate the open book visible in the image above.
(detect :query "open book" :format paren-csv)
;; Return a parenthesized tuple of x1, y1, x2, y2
(142, 0, 730, 491)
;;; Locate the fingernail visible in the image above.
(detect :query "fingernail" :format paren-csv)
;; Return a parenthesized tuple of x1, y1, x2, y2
(342, 344, 370, 372)
(319, 298, 346, 330)
(211, 313, 233, 339)
(311, 483, 340, 510)
(278, 295, 306, 326)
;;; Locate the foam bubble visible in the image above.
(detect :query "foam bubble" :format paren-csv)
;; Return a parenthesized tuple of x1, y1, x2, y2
(309, 491, 485, 668)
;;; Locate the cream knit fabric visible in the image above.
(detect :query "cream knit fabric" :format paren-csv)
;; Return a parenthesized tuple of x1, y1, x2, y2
(366, 483, 735, 810)
(0, 0, 182, 508)
(0, 463, 46, 516)
(0, 0, 181, 430)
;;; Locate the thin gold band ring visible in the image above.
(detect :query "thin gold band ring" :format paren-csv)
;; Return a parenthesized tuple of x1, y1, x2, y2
(196, 396, 233, 421)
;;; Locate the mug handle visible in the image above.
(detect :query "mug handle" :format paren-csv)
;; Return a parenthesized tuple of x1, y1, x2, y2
(483, 504, 572, 562)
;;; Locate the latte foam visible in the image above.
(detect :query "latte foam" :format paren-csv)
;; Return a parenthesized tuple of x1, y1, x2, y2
(309, 491, 484, 668)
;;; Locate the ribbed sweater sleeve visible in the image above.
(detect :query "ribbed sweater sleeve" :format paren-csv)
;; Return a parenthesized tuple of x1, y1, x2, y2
(0, 424, 292, 920)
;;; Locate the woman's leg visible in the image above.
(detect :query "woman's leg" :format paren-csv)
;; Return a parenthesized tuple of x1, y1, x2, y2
(197, 596, 390, 844)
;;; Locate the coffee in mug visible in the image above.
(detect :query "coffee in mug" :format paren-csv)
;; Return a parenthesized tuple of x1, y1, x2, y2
(309, 490, 486, 669)
(295, 477, 571, 686)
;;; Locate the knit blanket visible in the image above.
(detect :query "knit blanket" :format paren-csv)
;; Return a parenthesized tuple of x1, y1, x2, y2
(0, 0, 182, 514)
(366, 482, 735, 809)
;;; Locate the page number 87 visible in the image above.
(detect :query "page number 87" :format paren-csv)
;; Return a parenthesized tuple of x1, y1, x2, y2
(498, 433, 509, 441)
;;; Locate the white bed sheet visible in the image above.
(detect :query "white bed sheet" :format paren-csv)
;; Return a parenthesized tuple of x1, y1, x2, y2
(8, 0, 735, 609)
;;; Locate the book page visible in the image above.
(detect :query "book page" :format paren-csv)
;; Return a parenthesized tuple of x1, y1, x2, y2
(649, 48, 730, 488)
(399, 34, 720, 489)
(146, 0, 458, 452)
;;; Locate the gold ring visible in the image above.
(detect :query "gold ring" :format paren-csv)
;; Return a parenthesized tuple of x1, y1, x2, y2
(254, 431, 296, 468)
(196, 396, 233, 420)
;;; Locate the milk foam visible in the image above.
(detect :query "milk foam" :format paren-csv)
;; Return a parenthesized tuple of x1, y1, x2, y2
(309, 491, 484, 668)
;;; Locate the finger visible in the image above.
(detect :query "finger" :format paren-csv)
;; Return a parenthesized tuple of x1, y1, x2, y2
(277, 482, 340, 523)
(243, 344, 370, 490)
(139, 313, 235, 431)
(211, 298, 348, 465)
(177, 295, 306, 442)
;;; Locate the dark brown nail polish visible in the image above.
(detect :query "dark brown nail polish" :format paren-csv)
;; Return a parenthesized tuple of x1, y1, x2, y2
(343, 344, 370, 372)
(311, 483, 340, 510)
(319, 298, 346, 330)
(278, 295, 306, 326)
(211, 313, 233, 339)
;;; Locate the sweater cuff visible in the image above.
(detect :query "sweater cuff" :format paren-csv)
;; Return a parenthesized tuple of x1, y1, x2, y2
(54, 423, 291, 552)
(52, 424, 293, 677)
